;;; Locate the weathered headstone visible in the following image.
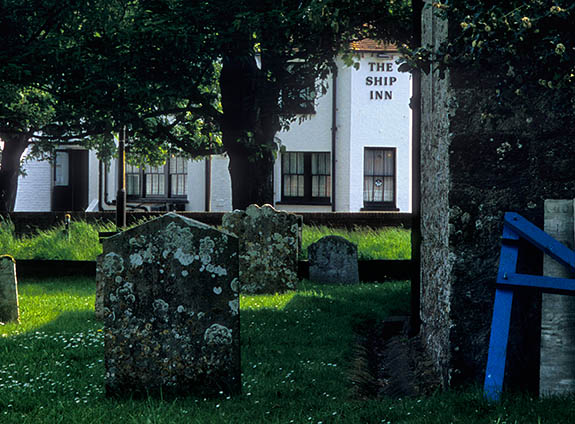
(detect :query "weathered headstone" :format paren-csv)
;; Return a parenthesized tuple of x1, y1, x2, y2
(0, 256, 19, 323)
(100, 213, 240, 398)
(540, 199, 575, 396)
(222, 204, 301, 294)
(308, 235, 359, 284)
(95, 254, 105, 320)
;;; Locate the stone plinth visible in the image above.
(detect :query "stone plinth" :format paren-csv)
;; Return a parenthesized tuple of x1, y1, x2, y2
(222, 204, 301, 294)
(540, 200, 575, 396)
(101, 213, 240, 398)
(0, 256, 19, 323)
(308, 236, 359, 284)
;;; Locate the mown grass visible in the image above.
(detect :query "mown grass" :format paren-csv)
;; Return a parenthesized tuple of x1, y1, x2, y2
(0, 219, 411, 261)
(1, 278, 574, 423)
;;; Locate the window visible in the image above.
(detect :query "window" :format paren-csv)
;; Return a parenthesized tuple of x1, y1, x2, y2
(363, 148, 396, 210)
(281, 152, 330, 204)
(54, 151, 69, 186)
(126, 156, 188, 201)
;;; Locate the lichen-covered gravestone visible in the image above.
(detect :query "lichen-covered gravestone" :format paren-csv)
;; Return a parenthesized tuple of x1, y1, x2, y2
(0, 256, 19, 323)
(100, 213, 240, 398)
(95, 254, 105, 320)
(308, 236, 359, 284)
(222, 204, 301, 294)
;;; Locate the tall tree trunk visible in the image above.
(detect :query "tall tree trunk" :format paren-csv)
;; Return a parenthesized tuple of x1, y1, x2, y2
(220, 54, 277, 210)
(0, 133, 30, 212)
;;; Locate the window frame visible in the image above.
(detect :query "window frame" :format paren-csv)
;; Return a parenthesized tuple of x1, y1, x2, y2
(362, 147, 398, 211)
(125, 156, 188, 203)
(280, 151, 331, 205)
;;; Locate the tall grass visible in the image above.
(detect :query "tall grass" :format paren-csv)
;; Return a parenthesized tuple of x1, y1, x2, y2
(0, 218, 114, 260)
(301, 225, 411, 260)
(1, 278, 573, 423)
(1, 220, 411, 261)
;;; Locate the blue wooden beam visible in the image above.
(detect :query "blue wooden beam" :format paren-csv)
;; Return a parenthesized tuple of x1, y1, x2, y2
(484, 225, 520, 401)
(499, 273, 575, 295)
(504, 212, 575, 272)
(484, 288, 514, 402)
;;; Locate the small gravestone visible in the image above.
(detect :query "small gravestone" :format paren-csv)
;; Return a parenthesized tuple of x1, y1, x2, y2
(308, 236, 359, 284)
(101, 213, 240, 398)
(0, 256, 19, 323)
(222, 204, 301, 294)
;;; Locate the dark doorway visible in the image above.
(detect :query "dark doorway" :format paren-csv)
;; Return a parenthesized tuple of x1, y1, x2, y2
(52, 149, 89, 211)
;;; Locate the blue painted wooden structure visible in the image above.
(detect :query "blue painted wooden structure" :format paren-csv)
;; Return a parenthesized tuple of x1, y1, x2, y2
(484, 212, 575, 401)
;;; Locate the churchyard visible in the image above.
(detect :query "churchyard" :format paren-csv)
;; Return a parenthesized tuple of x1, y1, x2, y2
(1, 277, 573, 423)
(1, 211, 574, 423)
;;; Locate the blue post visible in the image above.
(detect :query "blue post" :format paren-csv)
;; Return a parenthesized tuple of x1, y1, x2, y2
(484, 224, 519, 401)
(484, 288, 514, 401)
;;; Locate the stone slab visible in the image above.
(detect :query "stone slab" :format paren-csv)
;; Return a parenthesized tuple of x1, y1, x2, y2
(540, 199, 575, 396)
(101, 213, 240, 398)
(222, 204, 301, 294)
(0, 256, 19, 323)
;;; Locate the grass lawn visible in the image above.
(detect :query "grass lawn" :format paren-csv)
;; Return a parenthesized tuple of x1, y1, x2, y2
(1, 278, 573, 423)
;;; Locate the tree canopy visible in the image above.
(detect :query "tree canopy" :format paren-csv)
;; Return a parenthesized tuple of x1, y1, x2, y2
(0, 0, 412, 211)
(403, 1, 574, 120)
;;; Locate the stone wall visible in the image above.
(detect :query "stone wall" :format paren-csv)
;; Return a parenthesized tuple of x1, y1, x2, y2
(420, 0, 575, 390)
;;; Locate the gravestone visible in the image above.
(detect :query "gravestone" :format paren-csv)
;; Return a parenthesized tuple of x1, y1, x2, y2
(222, 204, 301, 294)
(95, 254, 105, 320)
(308, 235, 359, 284)
(101, 213, 240, 398)
(0, 256, 19, 323)
(540, 199, 575, 396)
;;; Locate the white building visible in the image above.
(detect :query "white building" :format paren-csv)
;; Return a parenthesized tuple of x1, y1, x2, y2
(14, 41, 412, 213)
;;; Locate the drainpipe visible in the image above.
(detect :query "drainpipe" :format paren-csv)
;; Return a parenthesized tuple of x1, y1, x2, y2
(409, 0, 423, 337)
(116, 127, 127, 229)
(331, 67, 338, 212)
(98, 158, 116, 211)
(205, 156, 212, 211)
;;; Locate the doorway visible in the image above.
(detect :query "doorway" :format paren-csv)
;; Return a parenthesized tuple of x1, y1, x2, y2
(52, 149, 89, 211)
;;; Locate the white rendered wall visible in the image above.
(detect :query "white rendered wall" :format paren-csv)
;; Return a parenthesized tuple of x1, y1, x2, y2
(14, 152, 52, 212)
(334, 59, 354, 211)
(185, 159, 207, 211)
(210, 155, 232, 212)
(348, 52, 412, 212)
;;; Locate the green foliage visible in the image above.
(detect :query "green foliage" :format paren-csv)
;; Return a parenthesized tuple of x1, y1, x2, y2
(402, 1, 575, 119)
(301, 225, 412, 260)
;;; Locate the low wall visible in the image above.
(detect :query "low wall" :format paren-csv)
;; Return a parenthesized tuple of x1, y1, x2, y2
(17, 259, 411, 282)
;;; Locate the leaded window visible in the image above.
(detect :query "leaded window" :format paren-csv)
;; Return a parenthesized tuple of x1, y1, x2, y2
(363, 148, 396, 209)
